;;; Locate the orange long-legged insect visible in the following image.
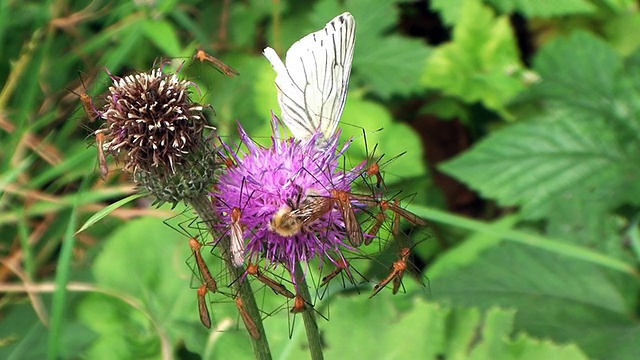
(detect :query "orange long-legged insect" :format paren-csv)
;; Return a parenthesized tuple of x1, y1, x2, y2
(320, 258, 353, 287)
(197, 285, 212, 328)
(379, 200, 428, 227)
(189, 237, 218, 293)
(370, 247, 411, 298)
(193, 49, 239, 77)
(235, 297, 260, 339)
(330, 189, 364, 247)
(80, 92, 100, 121)
(290, 294, 308, 314)
(365, 212, 387, 245)
(246, 263, 294, 298)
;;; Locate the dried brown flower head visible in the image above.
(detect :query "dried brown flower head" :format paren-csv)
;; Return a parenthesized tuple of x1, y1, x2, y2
(97, 67, 219, 207)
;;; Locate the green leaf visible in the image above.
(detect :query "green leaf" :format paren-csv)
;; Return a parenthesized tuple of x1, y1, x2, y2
(527, 32, 624, 117)
(430, 241, 640, 360)
(544, 195, 623, 256)
(355, 35, 431, 98)
(440, 110, 640, 219)
(278, 294, 587, 359)
(76, 194, 145, 234)
(440, 31, 640, 221)
(604, 13, 640, 56)
(429, 0, 465, 25)
(78, 217, 227, 357)
(409, 206, 636, 275)
(350, 0, 431, 98)
(506, 334, 589, 360)
(423, 0, 525, 116)
(316, 297, 447, 359)
(142, 19, 182, 57)
(486, 0, 595, 18)
(432, 0, 595, 23)
(341, 95, 429, 182)
(0, 303, 95, 360)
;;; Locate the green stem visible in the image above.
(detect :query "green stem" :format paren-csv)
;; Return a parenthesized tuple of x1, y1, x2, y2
(294, 262, 324, 360)
(190, 194, 272, 360)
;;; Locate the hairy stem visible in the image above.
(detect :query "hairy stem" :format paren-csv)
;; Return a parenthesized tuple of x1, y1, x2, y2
(294, 262, 324, 360)
(190, 194, 272, 360)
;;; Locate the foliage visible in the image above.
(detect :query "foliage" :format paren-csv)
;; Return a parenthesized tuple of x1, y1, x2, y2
(2, 0, 640, 359)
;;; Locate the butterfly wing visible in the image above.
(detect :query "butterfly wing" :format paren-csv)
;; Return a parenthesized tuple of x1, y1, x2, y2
(263, 12, 356, 143)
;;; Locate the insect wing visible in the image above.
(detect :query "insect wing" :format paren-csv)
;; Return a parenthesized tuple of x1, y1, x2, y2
(389, 201, 429, 227)
(230, 219, 245, 267)
(369, 269, 396, 298)
(392, 272, 404, 295)
(80, 93, 99, 121)
(263, 12, 355, 143)
(337, 195, 363, 247)
(248, 264, 295, 299)
(236, 298, 261, 339)
(95, 133, 108, 180)
(293, 196, 333, 226)
(197, 285, 212, 328)
(370, 248, 410, 298)
(365, 212, 387, 245)
(194, 49, 240, 77)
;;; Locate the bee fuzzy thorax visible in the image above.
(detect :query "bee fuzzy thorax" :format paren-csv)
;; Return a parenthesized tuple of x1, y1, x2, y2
(269, 205, 302, 237)
(268, 187, 336, 237)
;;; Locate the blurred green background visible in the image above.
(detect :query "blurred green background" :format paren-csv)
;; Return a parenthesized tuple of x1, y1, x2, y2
(2, 0, 640, 359)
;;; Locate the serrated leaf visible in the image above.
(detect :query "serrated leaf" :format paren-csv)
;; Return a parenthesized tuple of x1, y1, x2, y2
(468, 308, 515, 359)
(440, 110, 640, 219)
(441, 31, 640, 221)
(355, 35, 431, 98)
(423, 0, 525, 116)
(506, 334, 588, 360)
(527, 31, 640, 140)
(544, 196, 623, 256)
(289, 296, 447, 359)
(528, 32, 623, 116)
(430, 241, 640, 360)
(278, 294, 587, 360)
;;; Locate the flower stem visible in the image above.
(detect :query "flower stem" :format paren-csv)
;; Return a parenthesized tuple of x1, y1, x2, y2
(294, 262, 324, 360)
(190, 194, 272, 360)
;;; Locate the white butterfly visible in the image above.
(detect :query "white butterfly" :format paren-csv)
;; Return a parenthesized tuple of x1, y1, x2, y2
(263, 12, 356, 146)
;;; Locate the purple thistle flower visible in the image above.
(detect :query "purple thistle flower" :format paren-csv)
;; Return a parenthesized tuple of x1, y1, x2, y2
(212, 115, 365, 276)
